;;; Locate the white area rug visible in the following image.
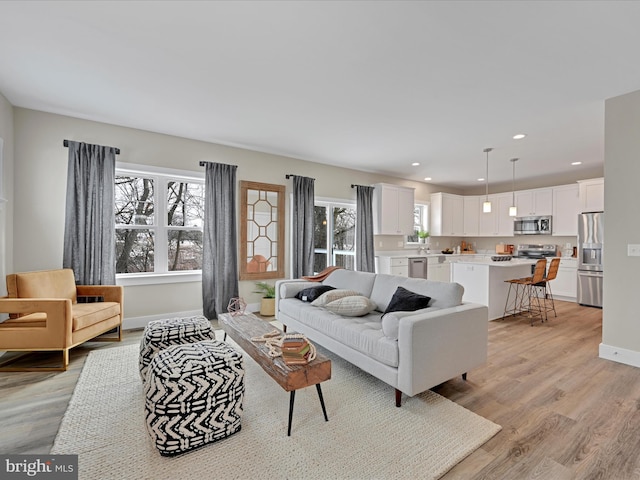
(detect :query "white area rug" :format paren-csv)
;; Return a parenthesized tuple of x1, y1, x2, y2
(52, 342, 500, 480)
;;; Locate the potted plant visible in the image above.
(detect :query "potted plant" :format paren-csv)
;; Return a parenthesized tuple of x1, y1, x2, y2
(417, 230, 430, 244)
(254, 281, 276, 316)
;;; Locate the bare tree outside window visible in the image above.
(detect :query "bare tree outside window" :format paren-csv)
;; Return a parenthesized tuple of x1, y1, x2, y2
(115, 176, 155, 273)
(314, 202, 356, 273)
(115, 174, 204, 275)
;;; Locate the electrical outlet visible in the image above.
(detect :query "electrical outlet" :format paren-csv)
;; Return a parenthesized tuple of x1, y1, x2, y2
(628, 244, 640, 256)
(379, 241, 383, 247)
(397, 241, 404, 247)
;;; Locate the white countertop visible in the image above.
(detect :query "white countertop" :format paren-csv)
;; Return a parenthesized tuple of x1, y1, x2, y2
(452, 258, 537, 267)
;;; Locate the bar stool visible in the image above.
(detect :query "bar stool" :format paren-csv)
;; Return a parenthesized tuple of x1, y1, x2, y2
(502, 258, 548, 325)
(533, 258, 560, 318)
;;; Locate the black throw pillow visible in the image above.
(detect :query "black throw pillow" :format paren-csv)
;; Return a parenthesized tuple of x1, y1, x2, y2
(295, 285, 336, 302)
(382, 286, 431, 317)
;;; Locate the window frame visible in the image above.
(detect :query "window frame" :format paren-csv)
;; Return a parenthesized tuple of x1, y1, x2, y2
(115, 163, 205, 286)
(405, 203, 430, 245)
(313, 197, 357, 274)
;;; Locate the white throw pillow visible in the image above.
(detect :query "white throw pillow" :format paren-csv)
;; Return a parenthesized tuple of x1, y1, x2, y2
(324, 296, 377, 317)
(311, 289, 360, 307)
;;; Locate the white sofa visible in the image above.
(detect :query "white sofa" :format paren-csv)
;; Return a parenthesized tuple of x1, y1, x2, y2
(276, 269, 489, 406)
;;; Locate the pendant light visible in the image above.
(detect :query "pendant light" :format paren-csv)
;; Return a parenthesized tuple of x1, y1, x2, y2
(509, 158, 519, 217)
(482, 148, 493, 213)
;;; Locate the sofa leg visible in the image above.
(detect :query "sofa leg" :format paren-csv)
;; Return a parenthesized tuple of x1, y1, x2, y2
(395, 389, 402, 407)
(462, 372, 467, 381)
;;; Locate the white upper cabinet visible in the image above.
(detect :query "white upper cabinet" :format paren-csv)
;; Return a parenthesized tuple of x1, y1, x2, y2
(372, 183, 415, 235)
(578, 178, 604, 213)
(552, 184, 579, 236)
(463, 196, 480, 236)
(515, 188, 553, 216)
(430, 193, 464, 236)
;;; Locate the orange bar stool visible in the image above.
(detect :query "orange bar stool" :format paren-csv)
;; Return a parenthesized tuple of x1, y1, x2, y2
(502, 258, 548, 325)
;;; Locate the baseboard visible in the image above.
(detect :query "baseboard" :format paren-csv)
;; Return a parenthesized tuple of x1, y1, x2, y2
(123, 310, 204, 330)
(123, 303, 261, 330)
(599, 343, 640, 368)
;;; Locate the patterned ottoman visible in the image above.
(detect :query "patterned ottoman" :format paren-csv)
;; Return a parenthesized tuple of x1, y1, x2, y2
(139, 316, 216, 383)
(144, 341, 244, 456)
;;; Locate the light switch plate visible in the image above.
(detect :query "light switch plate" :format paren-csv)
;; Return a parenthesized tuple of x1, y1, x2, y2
(628, 244, 640, 256)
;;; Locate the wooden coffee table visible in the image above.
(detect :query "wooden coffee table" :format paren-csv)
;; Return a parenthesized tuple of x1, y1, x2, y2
(218, 312, 331, 436)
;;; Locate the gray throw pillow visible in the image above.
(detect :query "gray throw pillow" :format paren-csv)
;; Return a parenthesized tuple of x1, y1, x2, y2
(325, 296, 377, 317)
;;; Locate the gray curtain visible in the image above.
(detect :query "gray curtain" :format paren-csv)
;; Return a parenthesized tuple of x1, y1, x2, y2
(291, 175, 315, 278)
(63, 141, 116, 285)
(202, 162, 239, 319)
(356, 185, 376, 272)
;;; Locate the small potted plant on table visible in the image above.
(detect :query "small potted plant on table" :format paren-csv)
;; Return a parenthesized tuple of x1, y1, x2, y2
(254, 281, 276, 316)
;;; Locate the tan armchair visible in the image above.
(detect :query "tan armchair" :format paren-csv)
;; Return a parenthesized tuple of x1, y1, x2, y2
(0, 268, 123, 371)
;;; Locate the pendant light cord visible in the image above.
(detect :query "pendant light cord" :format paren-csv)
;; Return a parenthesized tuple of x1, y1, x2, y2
(483, 148, 493, 201)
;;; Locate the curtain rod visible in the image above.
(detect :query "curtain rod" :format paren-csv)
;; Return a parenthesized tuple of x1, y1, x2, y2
(285, 174, 316, 180)
(63, 139, 120, 155)
(350, 184, 370, 188)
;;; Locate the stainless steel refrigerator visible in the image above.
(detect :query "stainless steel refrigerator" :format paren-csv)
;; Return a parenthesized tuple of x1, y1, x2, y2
(577, 212, 604, 307)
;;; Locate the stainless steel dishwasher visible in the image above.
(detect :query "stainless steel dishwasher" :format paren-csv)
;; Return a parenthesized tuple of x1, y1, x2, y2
(408, 257, 428, 279)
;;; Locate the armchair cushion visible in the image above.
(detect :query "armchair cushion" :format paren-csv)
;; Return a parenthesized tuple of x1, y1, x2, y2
(8, 269, 77, 303)
(73, 302, 121, 331)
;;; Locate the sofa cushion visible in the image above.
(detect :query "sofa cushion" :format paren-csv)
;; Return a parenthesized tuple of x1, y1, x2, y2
(322, 269, 376, 298)
(325, 296, 377, 317)
(73, 302, 121, 331)
(370, 274, 464, 312)
(311, 289, 360, 307)
(295, 285, 335, 302)
(278, 298, 398, 367)
(382, 286, 431, 317)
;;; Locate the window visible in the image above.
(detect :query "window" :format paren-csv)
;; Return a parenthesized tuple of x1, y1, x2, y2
(115, 164, 204, 278)
(406, 204, 429, 243)
(314, 200, 356, 273)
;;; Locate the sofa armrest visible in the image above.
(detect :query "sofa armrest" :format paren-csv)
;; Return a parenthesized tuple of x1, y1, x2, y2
(396, 302, 489, 396)
(76, 285, 123, 305)
(0, 297, 73, 346)
(275, 279, 319, 315)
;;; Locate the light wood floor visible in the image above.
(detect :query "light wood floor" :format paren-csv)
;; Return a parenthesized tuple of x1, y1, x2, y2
(1, 302, 638, 478)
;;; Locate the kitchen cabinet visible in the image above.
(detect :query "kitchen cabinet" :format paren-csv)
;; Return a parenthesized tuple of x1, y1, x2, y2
(578, 178, 604, 213)
(552, 184, 579, 236)
(373, 183, 415, 235)
(551, 258, 577, 300)
(376, 256, 409, 277)
(515, 188, 553, 216)
(478, 193, 514, 237)
(427, 256, 452, 282)
(463, 196, 480, 236)
(430, 193, 464, 236)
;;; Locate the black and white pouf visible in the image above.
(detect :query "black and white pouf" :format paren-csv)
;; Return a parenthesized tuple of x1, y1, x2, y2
(144, 341, 244, 456)
(139, 316, 216, 383)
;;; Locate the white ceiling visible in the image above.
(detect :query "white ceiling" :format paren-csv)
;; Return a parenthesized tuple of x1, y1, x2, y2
(1, 1, 639, 189)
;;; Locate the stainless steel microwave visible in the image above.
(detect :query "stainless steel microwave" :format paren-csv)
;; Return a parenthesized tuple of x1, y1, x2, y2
(513, 216, 552, 235)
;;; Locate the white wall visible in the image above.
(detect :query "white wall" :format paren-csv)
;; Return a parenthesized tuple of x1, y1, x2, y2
(0, 93, 14, 297)
(12, 108, 453, 322)
(600, 89, 640, 367)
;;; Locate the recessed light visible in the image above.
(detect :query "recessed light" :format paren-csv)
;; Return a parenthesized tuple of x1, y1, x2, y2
(513, 134, 527, 140)
(571, 161, 582, 166)
(477, 178, 485, 182)
(412, 162, 420, 166)
(423, 177, 432, 181)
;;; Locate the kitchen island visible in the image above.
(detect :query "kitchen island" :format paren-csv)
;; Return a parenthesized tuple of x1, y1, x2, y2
(451, 258, 536, 321)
